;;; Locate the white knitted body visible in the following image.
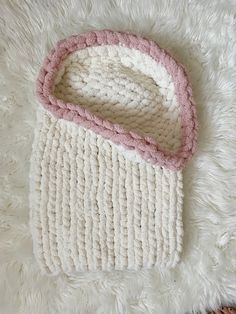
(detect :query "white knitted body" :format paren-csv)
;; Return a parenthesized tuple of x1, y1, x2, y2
(30, 108, 183, 274)
(29, 32, 197, 275)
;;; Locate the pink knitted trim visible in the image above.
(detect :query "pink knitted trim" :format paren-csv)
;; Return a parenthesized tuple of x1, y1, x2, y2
(36, 30, 197, 170)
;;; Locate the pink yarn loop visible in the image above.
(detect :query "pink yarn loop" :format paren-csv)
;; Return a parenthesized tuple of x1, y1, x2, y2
(36, 30, 198, 170)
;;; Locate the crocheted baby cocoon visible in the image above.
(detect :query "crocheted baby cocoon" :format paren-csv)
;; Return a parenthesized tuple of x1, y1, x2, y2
(30, 30, 197, 275)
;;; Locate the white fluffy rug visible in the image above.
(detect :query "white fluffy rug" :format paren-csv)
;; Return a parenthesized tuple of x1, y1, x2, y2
(0, 1, 236, 313)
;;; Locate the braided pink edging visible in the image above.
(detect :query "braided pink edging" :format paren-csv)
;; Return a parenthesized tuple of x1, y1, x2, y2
(36, 30, 197, 170)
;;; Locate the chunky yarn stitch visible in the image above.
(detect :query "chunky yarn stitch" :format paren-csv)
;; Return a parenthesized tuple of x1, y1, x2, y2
(30, 30, 197, 275)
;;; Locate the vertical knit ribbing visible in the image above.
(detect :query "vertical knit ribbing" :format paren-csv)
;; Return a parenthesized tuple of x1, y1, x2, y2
(89, 133, 101, 270)
(76, 127, 87, 270)
(154, 166, 163, 266)
(47, 121, 60, 271)
(175, 171, 184, 264)
(132, 162, 143, 269)
(30, 110, 184, 274)
(55, 121, 67, 271)
(83, 131, 93, 270)
(69, 123, 79, 269)
(40, 116, 56, 273)
(62, 124, 73, 271)
(117, 153, 128, 269)
(97, 136, 108, 270)
(139, 163, 149, 267)
(30, 112, 47, 271)
(161, 168, 171, 266)
(146, 165, 156, 267)
(126, 157, 134, 268)
(104, 141, 115, 270)
(168, 170, 177, 267)
(111, 144, 121, 269)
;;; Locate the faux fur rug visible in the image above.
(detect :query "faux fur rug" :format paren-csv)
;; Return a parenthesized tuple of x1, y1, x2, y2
(0, 1, 236, 313)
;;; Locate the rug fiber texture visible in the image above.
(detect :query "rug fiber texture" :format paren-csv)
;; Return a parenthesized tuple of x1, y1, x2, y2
(0, 1, 236, 313)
